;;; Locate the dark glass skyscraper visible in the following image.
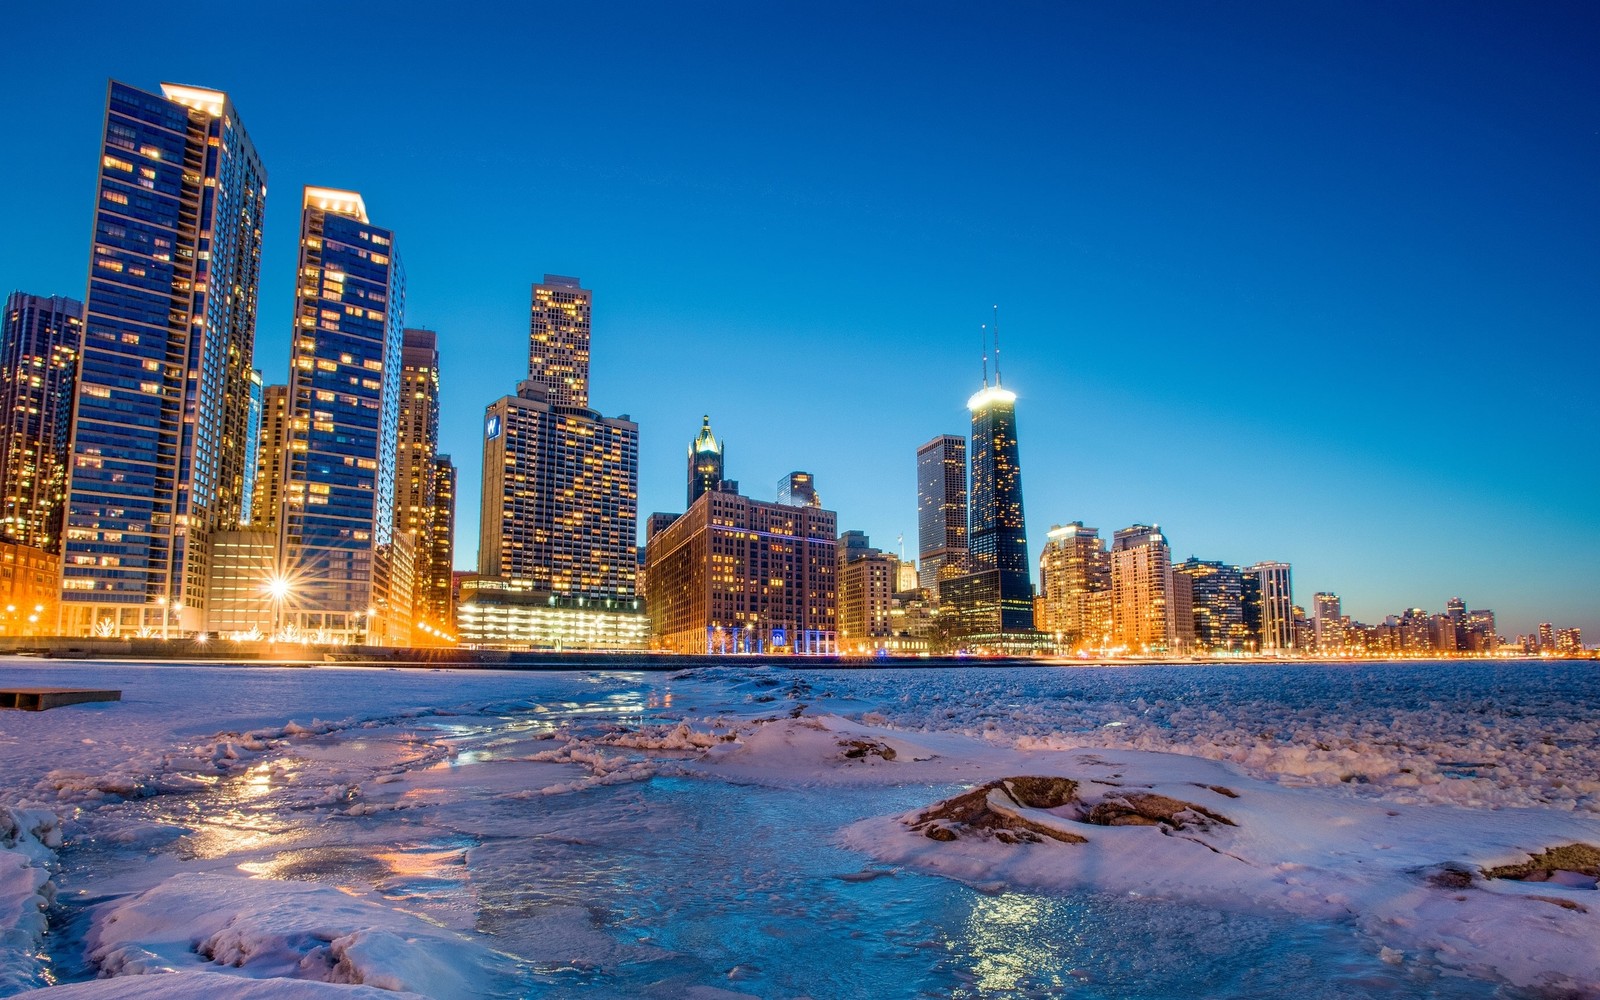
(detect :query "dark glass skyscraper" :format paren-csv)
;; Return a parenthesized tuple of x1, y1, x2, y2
(277, 187, 405, 641)
(0, 293, 82, 553)
(963, 384, 1034, 632)
(62, 82, 266, 635)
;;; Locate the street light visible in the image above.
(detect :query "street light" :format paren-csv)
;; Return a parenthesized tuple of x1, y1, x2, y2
(267, 576, 292, 640)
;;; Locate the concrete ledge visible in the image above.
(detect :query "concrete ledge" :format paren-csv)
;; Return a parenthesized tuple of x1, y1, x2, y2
(0, 687, 122, 710)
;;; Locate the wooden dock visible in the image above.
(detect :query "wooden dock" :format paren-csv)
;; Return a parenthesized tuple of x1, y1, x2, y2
(0, 687, 122, 711)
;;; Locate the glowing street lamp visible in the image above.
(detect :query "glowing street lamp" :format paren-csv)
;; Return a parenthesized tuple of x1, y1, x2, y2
(266, 576, 292, 640)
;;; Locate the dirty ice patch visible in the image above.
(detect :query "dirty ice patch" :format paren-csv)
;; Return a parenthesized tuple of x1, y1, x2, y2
(85, 872, 514, 1000)
(842, 743, 1600, 994)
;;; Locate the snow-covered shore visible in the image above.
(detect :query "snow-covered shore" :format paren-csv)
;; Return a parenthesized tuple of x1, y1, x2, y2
(1, 658, 1596, 997)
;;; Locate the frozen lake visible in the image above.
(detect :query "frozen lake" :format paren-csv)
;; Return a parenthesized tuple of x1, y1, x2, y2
(2, 659, 1597, 998)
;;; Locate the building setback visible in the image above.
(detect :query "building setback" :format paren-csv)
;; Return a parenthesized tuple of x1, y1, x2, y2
(646, 488, 837, 654)
(62, 82, 266, 636)
(0, 293, 82, 553)
(276, 187, 405, 642)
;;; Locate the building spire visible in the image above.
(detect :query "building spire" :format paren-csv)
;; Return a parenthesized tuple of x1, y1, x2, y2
(980, 323, 989, 388)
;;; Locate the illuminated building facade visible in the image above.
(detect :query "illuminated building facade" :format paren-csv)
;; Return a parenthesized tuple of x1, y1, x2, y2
(528, 275, 590, 408)
(477, 381, 638, 596)
(396, 328, 453, 639)
(915, 434, 967, 595)
(645, 488, 837, 655)
(0, 541, 59, 637)
(1176, 558, 1247, 651)
(1110, 524, 1174, 653)
(1244, 561, 1294, 651)
(277, 188, 405, 642)
(836, 530, 894, 653)
(62, 82, 267, 636)
(0, 293, 82, 553)
(1038, 522, 1111, 652)
(687, 414, 725, 506)
(250, 383, 290, 528)
(203, 528, 277, 636)
(426, 454, 456, 632)
(1313, 591, 1343, 651)
(456, 578, 648, 650)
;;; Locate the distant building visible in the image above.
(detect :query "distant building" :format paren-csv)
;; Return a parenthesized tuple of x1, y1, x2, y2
(836, 531, 895, 653)
(250, 384, 290, 529)
(1313, 592, 1343, 652)
(687, 415, 726, 507)
(1109, 525, 1174, 653)
(1244, 562, 1294, 652)
(1555, 627, 1583, 654)
(0, 292, 81, 554)
(426, 455, 456, 636)
(1176, 558, 1247, 652)
(277, 188, 405, 643)
(1538, 622, 1556, 652)
(896, 558, 920, 593)
(62, 82, 266, 636)
(646, 487, 836, 654)
(777, 471, 819, 508)
(1464, 609, 1496, 652)
(1038, 522, 1111, 653)
(915, 434, 968, 596)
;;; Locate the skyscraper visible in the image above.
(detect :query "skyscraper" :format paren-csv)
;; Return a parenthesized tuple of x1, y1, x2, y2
(250, 383, 290, 528)
(528, 275, 591, 409)
(1176, 558, 1247, 651)
(61, 82, 266, 635)
(477, 277, 639, 639)
(1244, 561, 1294, 652)
(836, 530, 895, 653)
(277, 187, 405, 642)
(0, 293, 82, 553)
(687, 415, 725, 506)
(941, 381, 1034, 640)
(915, 434, 967, 595)
(479, 380, 638, 596)
(1313, 591, 1343, 651)
(1038, 522, 1111, 653)
(1110, 524, 1174, 653)
(426, 454, 456, 632)
(396, 328, 451, 636)
(777, 471, 819, 508)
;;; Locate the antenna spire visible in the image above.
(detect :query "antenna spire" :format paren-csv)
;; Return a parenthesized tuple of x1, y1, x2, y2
(992, 304, 1002, 387)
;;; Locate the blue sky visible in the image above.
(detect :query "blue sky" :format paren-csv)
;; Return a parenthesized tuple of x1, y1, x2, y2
(1, 1, 1595, 636)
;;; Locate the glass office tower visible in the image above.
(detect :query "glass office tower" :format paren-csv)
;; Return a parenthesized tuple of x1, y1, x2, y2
(277, 187, 404, 641)
(61, 82, 266, 635)
(964, 384, 1034, 632)
(0, 293, 83, 553)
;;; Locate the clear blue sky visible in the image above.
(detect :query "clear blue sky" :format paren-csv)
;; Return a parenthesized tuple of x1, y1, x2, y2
(2, 2, 1595, 637)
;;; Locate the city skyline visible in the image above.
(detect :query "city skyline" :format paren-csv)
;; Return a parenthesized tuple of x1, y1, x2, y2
(0, 5, 1594, 637)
